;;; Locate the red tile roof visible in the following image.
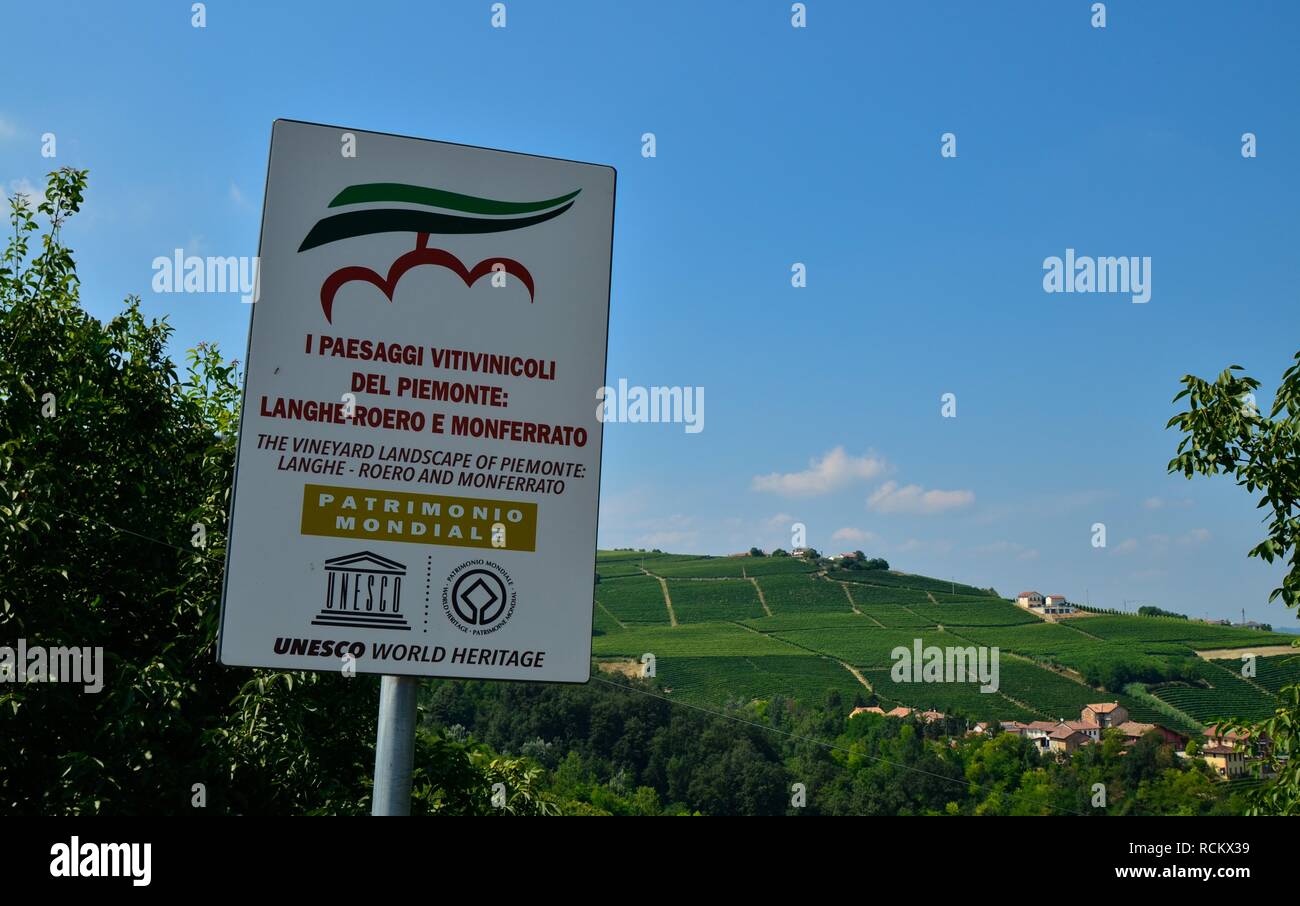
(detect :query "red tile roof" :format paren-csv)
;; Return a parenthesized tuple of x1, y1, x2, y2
(1064, 720, 1100, 732)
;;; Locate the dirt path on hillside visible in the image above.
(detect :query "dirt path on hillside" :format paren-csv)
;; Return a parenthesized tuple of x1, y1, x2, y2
(839, 582, 863, 614)
(832, 580, 887, 625)
(596, 600, 627, 630)
(1197, 644, 1297, 659)
(926, 591, 939, 604)
(838, 661, 873, 693)
(749, 577, 773, 617)
(656, 576, 678, 627)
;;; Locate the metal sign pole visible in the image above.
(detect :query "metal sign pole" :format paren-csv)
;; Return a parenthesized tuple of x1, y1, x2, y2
(372, 674, 419, 816)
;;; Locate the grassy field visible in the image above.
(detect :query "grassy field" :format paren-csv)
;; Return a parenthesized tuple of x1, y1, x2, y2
(589, 550, 1296, 729)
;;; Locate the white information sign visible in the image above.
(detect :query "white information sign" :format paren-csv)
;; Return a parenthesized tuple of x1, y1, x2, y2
(218, 120, 615, 682)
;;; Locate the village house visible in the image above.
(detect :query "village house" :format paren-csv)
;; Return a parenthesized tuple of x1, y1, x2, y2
(1200, 741, 1247, 779)
(1081, 702, 1128, 729)
(1020, 721, 1063, 750)
(1198, 725, 1270, 780)
(1016, 591, 1045, 607)
(1048, 725, 1090, 754)
(1042, 594, 1075, 614)
(1000, 704, 1183, 756)
(1116, 720, 1186, 748)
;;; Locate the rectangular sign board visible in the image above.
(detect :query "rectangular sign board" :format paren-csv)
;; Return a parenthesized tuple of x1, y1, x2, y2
(218, 120, 615, 682)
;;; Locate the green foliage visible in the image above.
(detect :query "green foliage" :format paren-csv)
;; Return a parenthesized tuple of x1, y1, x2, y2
(1168, 356, 1300, 813)
(425, 674, 1238, 816)
(1137, 605, 1188, 620)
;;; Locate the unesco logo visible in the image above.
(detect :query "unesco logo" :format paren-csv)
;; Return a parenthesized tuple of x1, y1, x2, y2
(442, 559, 517, 635)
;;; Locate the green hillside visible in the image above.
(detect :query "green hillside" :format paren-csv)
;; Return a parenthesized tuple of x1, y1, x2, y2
(593, 550, 1297, 733)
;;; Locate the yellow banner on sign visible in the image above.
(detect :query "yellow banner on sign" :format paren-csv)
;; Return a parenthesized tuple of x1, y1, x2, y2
(300, 483, 537, 551)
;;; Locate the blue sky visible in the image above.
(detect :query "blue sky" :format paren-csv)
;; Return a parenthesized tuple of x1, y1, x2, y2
(3, 1, 1298, 624)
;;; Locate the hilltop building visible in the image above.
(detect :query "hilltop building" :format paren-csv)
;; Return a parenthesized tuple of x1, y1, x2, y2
(1015, 589, 1076, 617)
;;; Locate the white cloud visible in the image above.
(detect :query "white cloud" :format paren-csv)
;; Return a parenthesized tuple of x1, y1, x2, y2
(831, 527, 877, 544)
(7, 178, 46, 212)
(751, 447, 888, 497)
(763, 513, 796, 531)
(1113, 529, 1209, 556)
(1143, 496, 1193, 511)
(0, 117, 18, 141)
(229, 181, 253, 210)
(867, 481, 974, 515)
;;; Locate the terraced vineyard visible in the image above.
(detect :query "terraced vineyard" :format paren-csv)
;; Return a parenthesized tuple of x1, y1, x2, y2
(591, 549, 1296, 731)
(666, 578, 766, 622)
(594, 575, 670, 624)
(658, 655, 869, 708)
(1220, 652, 1300, 696)
(1148, 660, 1283, 723)
(756, 573, 854, 613)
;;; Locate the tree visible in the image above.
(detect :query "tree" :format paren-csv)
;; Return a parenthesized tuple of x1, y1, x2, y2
(748, 546, 765, 558)
(1167, 355, 1300, 814)
(0, 170, 509, 815)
